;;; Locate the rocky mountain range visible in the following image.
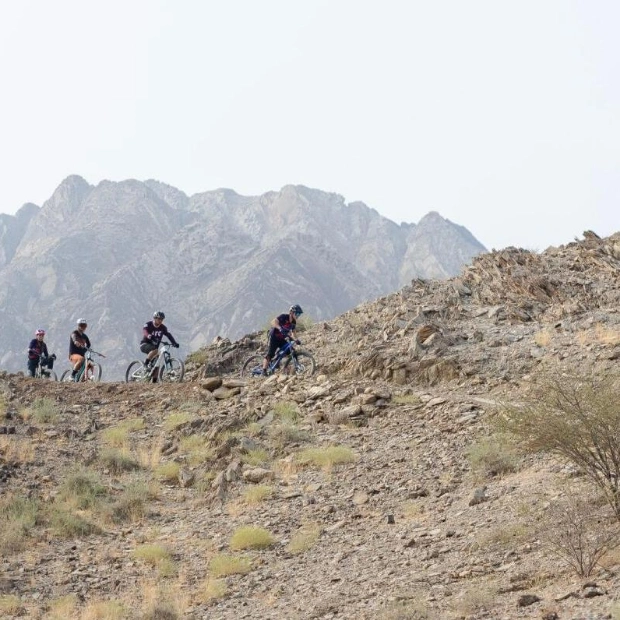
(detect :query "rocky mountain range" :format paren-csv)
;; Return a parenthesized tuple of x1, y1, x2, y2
(0, 176, 485, 376)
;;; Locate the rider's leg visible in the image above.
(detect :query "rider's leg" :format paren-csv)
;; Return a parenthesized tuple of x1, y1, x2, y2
(27, 359, 37, 378)
(140, 343, 158, 367)
(262, 331, 280, 373)
(70, 354, 84, 378)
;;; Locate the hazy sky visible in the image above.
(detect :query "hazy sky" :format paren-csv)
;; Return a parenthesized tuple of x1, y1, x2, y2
(1, 0, 618, 250)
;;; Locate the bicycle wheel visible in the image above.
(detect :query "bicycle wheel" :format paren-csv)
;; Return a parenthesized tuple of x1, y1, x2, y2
(44, 370, 58, 381)
(125, 361, 147, 383)
(60, 370, 74, 383)
(282, 351, 316, 377)
(160, 358, 184, 383)
(240, 355, 264, 378)
(84, 363, 102, 382)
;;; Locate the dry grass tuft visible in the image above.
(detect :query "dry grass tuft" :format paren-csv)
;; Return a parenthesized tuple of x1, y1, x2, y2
(296, 446, 356, 471)
(533, 329, 553, 347)
(133, 544, 176, 577)
(154, 461, 181, 483)
(22, 397, 59, 424)
(201, 578, 227, 602)
(100, 448, 140, 475)
(80, 599, 126, 619)
(242, 485, 274, 505)
(230, 525, 276, 550)
(179, 434, 214, 466)
(46, 594, 78, 619)
(273, 401, 300, 423)
(242, 448, 271, 466)
(48, 505, 100, 538)
(466, 435, 519, 479)
(209, 553, 252, 577)
(164, 411, 193, 431)
(0, 495, 40, 554)
(0, 595, 21, 615)
(286, 522, 321, 554)
(451, 584, 494, 616)
(59, 468, 107, 509)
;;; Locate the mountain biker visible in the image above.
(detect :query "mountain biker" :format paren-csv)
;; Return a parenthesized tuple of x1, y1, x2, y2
(262, 304, 303, 375)
(27, 329, 50, 377)
(141, 311, 179, 381)
(69, 318, 92, 381)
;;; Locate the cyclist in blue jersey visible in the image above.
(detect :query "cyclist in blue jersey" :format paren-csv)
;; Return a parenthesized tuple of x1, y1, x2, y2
(262, 304, 303, 375)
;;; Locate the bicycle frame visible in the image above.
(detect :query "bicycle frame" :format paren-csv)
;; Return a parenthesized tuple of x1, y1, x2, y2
(267, 340, 297, 374)
(71, 349, 104, 382)
(149, 342, 174, 375)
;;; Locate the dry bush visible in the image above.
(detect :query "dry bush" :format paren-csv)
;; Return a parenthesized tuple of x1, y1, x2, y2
(178, 435, 213, 466)
(134, 544, 176, 578)
(533, 329, 553, 347)
(47, 594, 78, 619)
(59, 468, 107, 509)
(500, 371, 620, 518)
(272, 401, 300, 423)
(451, 584, 494, 616)
(0, 436, 34, 464)
(49, 505, 100, 538)
(154, 461, 181, 483)
(104, 479, 155, 524)
(541, 492, 620, 577)
(381, 597, 434, 620)
(163, 412, 193, 431)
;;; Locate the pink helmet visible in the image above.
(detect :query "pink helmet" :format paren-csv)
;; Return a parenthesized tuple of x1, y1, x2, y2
(35, 328, 46, 336)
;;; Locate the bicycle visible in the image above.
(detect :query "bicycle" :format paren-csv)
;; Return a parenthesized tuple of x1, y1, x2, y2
(60, 349, 105, 382)
(33, 354, 57, 381)
(240, 338, 316, 378)
(125, 341, 185, 383)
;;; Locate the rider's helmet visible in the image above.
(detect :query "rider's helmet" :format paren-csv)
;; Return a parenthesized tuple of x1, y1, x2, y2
(153, 311, 165, 320)
(77, 318, 87, 328)
(35, 328, 46, 336)
(290, 304, 303, 317)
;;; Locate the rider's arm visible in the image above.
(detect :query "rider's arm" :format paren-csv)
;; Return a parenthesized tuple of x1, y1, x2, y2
(163, 326, 178, 347)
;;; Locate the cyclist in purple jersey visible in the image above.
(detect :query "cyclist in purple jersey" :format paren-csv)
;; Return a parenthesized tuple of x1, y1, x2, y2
(27, 329, 50, 377)
(262, 304, 303, 375)
(140, 311, 179, 381)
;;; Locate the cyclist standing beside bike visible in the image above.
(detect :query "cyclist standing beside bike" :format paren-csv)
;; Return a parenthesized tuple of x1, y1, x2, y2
(141, 311, 179, 381)
(69, 319, 91, 381)
(262, 304, 303, 375)
(27, 329, 50, 377)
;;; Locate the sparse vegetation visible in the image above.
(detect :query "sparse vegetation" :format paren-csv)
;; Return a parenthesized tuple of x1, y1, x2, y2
(104, 479, 155, 523)
(101, 426, 130, 448)
(286, 522, 321, 554)
(80, 599, 126, 620)
(500, 372, 620, 519)
(268, 423, 309, 451)
(47, 594, 78, 619)
(23, 397, 59, 424)
(100, 448, 140, 474)
(242, 447, 271, 466)
(242, 484, 273, 505)
(202, 578, 227, 602)
(59, 468, 107, 509)
(230, 525, 276, 550)
(0, 495, 40, 553)
(133, 544, 176, 577)
(452, 585, 494, 616)
(296, 446, 356, 470)
(209, 553, 252, 577)
(273, 400, 300, 423)
(466, 434, 519, 479)
(179, 434, 214, 465)
(49, 505, 100, 538)
(154, 461, 181, 482)
(0, 595, 21, 615)
(164, 411, 193, 431)
(542, 492, 620, 577)
(381, 597, 434, 620)
(392, 394, 421, 405)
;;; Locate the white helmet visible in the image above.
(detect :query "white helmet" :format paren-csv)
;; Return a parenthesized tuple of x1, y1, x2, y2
(77, 318, 88, 326)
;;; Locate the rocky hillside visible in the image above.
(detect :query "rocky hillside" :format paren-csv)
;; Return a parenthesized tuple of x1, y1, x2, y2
(1, 231, 619, 619)
(0, 176, 485, 377)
